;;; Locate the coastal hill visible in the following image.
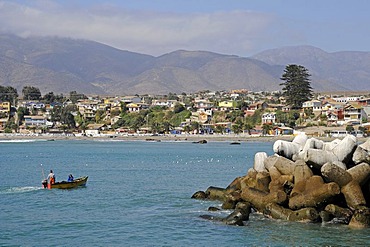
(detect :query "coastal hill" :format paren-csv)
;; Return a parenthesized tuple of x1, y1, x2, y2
(0, 34, 369, 95)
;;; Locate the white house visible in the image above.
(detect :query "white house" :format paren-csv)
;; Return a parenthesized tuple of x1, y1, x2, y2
(262, 112, 276, 124)
(302, 100, 322, 113)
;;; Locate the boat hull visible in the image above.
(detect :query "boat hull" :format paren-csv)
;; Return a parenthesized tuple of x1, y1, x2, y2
(44, 176, 88, 189)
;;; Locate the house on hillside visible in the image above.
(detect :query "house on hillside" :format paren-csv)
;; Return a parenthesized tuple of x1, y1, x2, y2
(326, 112, 339, 126)
(126, 103, 149, 112)
(121, 96, 142, 104)
(302, 100, 322, 115)
(358, 98, 370, 106)
(274, 126, 294, 135)
(85, 124, 106, 136)
(24, 115, 47, 127)
(193, 99, 214, 110)
(262, 112, 276, 124)
(0, 118, 7, 131)
(343, 104, 366, 124)
(0, 102, 10, 116)
(152, 99, 179, 108)
(218, 100, 238, 111)
(362, 106, 370, 122)
(248, 101, 268, 111)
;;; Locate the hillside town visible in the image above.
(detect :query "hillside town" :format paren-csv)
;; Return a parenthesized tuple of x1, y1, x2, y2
(0, 88, 369, 138)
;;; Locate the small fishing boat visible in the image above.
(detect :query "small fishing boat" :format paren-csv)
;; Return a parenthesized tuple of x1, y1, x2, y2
(42, 176, 88, 189)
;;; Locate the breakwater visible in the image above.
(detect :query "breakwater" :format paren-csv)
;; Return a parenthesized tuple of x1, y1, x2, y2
(193, 135, 370, 228)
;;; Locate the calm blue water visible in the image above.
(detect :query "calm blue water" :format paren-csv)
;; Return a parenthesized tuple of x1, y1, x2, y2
(1, 139, 369, 247)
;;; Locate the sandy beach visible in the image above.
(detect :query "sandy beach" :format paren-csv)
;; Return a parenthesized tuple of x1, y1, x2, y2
(0, 133, 367, 143)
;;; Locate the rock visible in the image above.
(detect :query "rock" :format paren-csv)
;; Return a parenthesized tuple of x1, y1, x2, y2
(191, 191, 207, 199)
(288, 207, 319, 222)
(292, 133, 308, 149)
(321, 162, 352, 187)
(226, 176, 243, 193)
(268, 166, 281, 181)
(359, 138, 370, 151)
(324, 204, 353, 224)
(255, 171, 271, 193)
(208, 206, 220, 211)
(352, 138, 370, 165)
(289, 175, 340, 210)
(264, 155, 279, 171)
(332, 135, 357, 164)
(273, 140, 300, 160)
(205, 186, 227, 201)
(264, 203, 319, 223)
(323, 139, 341, 151)
(347, 162, 370, 186)
(223, 202, 252, 226)
(319, 210, 333, 223)
(349, 206, 370, 228)
(341, 181, 367, 210)
(294, 138, 324, 161)
(193, 136, 370, 227)
(253, 152, 268, 172)
(303, 149, 338, 169)
(293, 160, 313, 184)
(240, 169, 257, 190)
(353, 145, 370, 165)
(273, 156, 297, 175)
(241, 187, 287, 212)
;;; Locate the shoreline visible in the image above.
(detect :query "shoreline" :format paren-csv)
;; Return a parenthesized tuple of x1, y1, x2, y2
(0, 133, 368, 143)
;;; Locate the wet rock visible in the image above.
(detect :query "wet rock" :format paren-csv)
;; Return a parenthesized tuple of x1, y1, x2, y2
(324, 204, 352, 224)
(349, 206, 370, 228)
(191, 191, 207, 199)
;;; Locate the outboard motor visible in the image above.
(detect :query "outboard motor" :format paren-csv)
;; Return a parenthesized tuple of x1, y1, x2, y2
(42, 179, 48, 189)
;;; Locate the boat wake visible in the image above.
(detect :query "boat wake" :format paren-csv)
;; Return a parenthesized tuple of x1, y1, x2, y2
(0, 186, 42, 194)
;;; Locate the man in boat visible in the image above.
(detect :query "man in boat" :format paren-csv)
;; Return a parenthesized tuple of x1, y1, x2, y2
(47, 170, 55, 185)
(68, 174, 74, 182)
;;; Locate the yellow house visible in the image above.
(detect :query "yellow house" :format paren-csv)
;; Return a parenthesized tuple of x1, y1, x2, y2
(0, 101, 11, 115)
(218, 100, 238, 109)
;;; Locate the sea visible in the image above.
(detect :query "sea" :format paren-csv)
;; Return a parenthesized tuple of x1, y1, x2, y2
(1, 139, 369, 247)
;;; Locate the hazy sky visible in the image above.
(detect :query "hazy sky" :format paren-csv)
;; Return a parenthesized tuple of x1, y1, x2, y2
(1, 0, 369, 56)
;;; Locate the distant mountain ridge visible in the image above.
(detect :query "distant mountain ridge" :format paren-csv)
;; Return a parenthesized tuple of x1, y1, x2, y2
(0, 34, 369, 95)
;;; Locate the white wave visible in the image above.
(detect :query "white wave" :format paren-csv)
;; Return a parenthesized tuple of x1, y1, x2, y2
(1, 186, 42, 194)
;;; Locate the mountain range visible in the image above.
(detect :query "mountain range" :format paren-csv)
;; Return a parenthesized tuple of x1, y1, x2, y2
(0, 34, 369, 95)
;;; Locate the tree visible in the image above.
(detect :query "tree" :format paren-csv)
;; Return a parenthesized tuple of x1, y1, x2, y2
(346, 125, 354, 133)
(69, 91, 86, 104)
(243, 122, 254, 135)
(232, 123, 243, 134)
(262, 124, 273, 136)
(280, 64, 313, 109)
(17, 107, 29, 125)
(173, 103, 185, 114)
(22, 86, 41, 100)
(0, 86, 18, 104)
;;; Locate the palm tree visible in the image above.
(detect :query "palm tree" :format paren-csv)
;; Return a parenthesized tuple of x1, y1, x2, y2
(262, 124, 273, 136)
(243, 122, 254, 135)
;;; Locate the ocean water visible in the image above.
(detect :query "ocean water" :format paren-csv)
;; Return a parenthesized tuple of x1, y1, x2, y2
(1, 139, 369, 247)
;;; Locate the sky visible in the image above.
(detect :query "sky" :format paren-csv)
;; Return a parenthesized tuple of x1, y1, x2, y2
(0, 0, 369, 56)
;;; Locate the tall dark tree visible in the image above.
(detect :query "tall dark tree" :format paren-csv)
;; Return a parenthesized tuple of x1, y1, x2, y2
(22, 86, 41, 100)
(280, 64, 313, 109)
(42, 92, 56, 104)
(69, 91, 86, 104)
(0, 86, 18, 104)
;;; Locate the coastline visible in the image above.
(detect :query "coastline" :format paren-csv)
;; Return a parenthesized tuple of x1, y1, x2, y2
(0, 133, 367, 143)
